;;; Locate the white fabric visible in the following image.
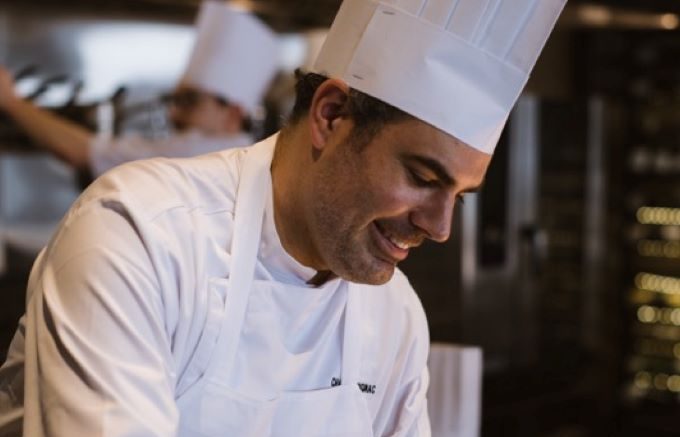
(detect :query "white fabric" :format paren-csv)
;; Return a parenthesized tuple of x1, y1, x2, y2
(313, 0, 566, 154)
(427, 344, 482, 437)
(181, 1, 279, 114)
(0, 135, 431, 436)
(177, 139, 372, 436)
(88, 129, 253, 176)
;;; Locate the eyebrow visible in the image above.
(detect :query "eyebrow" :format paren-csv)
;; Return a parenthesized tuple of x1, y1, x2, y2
(402, 153, 485, 193)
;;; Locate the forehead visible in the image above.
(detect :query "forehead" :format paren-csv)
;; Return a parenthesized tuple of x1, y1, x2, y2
(371, 118, 492, 188)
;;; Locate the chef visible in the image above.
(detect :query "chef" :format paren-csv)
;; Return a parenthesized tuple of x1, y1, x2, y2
(0, 0, 565, 435)
(0, 0, 278, 177)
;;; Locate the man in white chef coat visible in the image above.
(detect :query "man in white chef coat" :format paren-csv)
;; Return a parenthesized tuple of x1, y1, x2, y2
(0, 0, 278, 177)
(0, 0, 565, 436)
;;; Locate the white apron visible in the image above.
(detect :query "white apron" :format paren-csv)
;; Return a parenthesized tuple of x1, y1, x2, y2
(176, 139, 374, 436)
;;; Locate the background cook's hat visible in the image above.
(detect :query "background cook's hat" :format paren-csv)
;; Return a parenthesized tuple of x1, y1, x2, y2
(313, 0, 567, 154)
(181, 0, 279, 114)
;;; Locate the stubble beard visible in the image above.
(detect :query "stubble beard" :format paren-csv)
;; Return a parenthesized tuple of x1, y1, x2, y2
(313, 209, 395, 285)
(310, 174, 395, 286)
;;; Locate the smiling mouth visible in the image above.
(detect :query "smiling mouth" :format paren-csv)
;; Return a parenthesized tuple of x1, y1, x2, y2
(372, 221, 419, 263)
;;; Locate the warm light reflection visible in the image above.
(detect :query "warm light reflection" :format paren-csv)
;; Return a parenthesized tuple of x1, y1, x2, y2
(660, 14, 680, 30)
(577, 5, 613, 26)
(668, 375, 680, 392)
(636, 206, 680, 226)
(638, 305, 657, 323)
(635, 273, 680, 295)
(568, 5, 680, 30)
(635, 371, 680, 391)
(634, 371, 651, 389)
(660, 308, 671, 324)
(654, 373, 669, 390)
(636, 305, 680, 326)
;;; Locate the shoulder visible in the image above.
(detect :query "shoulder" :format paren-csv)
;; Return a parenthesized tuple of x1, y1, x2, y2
(80, 146, 249, 222)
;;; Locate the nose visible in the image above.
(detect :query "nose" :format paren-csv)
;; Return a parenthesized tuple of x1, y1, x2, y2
(409, 192, 455, 243)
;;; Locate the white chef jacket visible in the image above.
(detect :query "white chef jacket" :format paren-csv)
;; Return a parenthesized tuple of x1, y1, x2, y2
(0, 135, 431, 436)
(89, 129, 253, 176)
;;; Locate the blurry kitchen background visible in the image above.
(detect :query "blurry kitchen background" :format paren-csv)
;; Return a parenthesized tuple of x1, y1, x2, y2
(1, 0, 679, 436)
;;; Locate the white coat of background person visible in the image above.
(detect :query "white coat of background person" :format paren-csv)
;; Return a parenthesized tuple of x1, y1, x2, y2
(0, 0, 566, 436)
(0, 0, 279, 177)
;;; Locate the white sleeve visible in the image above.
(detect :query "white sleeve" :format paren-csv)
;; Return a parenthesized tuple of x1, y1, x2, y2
(22, 204, 179, 437)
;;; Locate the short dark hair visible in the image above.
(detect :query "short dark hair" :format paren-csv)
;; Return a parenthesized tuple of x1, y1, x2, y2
(286, 70, 411, 145)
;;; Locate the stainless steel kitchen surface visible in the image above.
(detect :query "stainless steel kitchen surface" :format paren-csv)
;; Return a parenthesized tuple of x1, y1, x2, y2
(1, 1, 679, 436)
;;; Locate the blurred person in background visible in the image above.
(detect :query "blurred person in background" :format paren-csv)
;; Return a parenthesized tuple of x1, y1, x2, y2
(0, 0, 278, 177)
(0, 0, 565, 436)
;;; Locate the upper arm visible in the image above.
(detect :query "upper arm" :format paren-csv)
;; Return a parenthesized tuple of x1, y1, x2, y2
(23, 203, 179, 436)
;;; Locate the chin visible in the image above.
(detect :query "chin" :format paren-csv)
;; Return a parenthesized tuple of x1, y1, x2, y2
(322, 233, 397, 285)
(334, 259, 395, 286)
(361, 270, 395, 286)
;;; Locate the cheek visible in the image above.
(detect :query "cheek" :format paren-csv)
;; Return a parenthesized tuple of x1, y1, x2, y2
(362, 165, 418, 216)
(370, 186, 418, 218)
(347, 184, 410, 227)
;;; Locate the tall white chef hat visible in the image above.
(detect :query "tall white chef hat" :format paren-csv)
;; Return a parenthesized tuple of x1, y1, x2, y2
(313, 0, 566, 154)
(181, 1, 279, 114)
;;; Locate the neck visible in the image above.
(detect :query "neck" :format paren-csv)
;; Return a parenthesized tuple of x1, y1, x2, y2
(271, 126, 324, 272)
(307, 270, 337, 287)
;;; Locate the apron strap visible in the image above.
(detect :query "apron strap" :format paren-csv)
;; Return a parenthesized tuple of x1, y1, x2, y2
(205, 138, 275, 379)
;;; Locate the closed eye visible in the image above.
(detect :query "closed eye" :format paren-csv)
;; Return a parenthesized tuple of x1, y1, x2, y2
(408, 168, 440, 188)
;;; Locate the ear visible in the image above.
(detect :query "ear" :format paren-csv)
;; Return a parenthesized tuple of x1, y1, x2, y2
(308, 79, 350, 151)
